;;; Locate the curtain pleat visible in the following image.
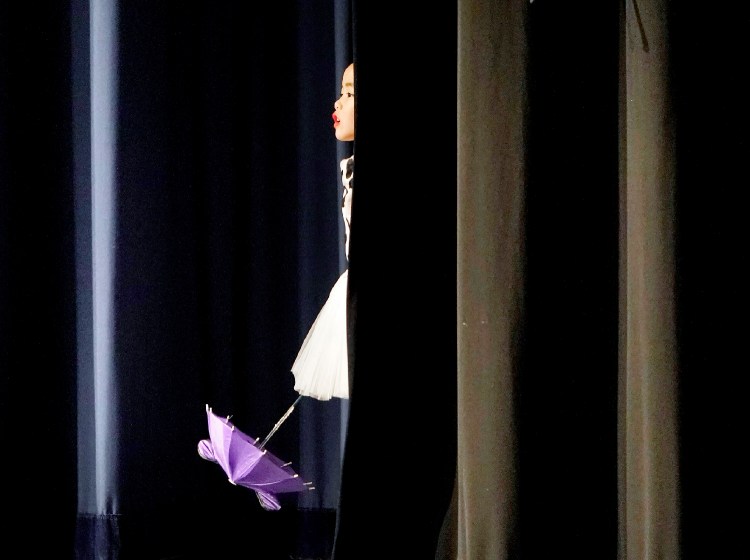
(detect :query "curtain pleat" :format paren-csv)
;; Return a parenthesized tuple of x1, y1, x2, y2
(294, 0, 349, 513)
(456, 1, 526, 557)
(619, 1, 679, 558)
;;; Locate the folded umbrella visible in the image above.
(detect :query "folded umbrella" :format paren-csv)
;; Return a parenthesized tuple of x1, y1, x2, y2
(197, 404, 314, 510)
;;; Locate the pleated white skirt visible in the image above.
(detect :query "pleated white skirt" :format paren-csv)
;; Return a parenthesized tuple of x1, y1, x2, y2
(291, 269, 349, 400)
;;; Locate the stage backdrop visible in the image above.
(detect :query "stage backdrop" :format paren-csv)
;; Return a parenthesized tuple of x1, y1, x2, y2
(3, 1, 744, 559)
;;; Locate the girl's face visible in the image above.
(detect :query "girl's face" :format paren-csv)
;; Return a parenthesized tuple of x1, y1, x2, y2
(332, 64, 355, 141)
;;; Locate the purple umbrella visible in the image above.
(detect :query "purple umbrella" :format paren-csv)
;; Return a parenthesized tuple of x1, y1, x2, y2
(197, 404, 315, 510)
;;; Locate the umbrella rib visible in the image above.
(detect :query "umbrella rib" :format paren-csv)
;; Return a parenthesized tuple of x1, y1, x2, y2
(249, 476, 307, 489)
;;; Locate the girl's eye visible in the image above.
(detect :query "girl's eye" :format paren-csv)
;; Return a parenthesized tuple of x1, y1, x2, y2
(347, 93, 354, 98)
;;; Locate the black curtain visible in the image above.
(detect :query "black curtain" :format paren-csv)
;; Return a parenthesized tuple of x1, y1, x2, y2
(332, 2, 457, 558)
(0, 1, 78, 555)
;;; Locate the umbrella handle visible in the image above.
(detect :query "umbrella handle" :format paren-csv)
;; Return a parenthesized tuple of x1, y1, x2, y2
(259, 395, 303, 450)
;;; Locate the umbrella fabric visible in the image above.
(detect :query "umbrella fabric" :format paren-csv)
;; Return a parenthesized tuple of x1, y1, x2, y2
(197, 405, 314, 510)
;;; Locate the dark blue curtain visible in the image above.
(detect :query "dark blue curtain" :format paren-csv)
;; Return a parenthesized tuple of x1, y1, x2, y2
(2, 1, 353, 558)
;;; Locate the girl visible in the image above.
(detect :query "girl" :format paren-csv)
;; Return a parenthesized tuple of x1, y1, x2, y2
(290, 63, 355, 401)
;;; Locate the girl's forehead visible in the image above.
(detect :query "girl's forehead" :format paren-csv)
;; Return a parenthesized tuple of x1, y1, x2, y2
(342, 65, 354, 84)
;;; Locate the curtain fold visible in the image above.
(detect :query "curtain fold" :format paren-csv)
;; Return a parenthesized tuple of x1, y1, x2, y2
(456, 0, 526, 557)
(296, 0, 352, 511)
(332, 1, 457, 558)
(619, 1, 679, 557)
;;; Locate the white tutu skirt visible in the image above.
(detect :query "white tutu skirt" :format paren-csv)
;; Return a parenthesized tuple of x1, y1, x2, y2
(291, 269, 349, 400)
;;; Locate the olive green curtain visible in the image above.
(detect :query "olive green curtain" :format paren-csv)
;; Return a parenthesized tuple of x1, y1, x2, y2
(454, 0, 745, 558)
